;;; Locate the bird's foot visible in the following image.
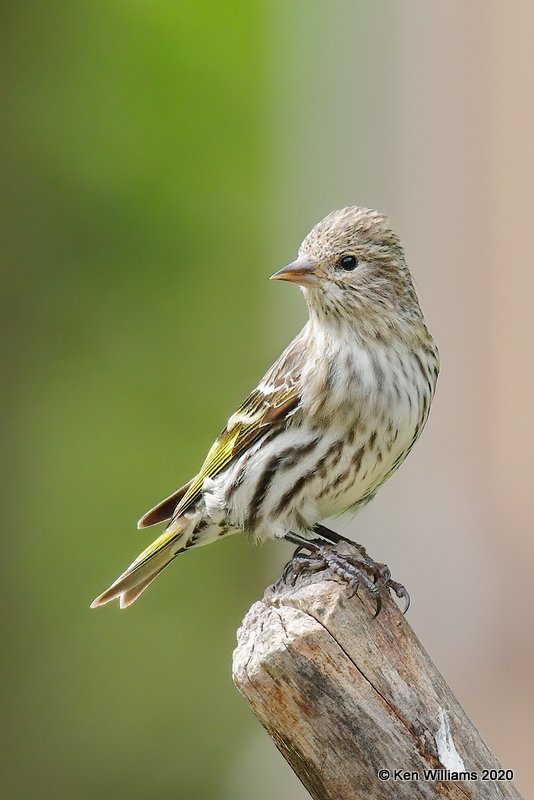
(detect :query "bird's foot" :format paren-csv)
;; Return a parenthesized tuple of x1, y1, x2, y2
(283, 531, 410, 615)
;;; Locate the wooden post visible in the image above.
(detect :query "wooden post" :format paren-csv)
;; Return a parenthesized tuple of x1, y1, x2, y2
(232, 542, 523, 800)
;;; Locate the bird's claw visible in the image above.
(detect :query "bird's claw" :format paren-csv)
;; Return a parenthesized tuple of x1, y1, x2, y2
(387, 579, 411, 614)
(284, 543, 410, 615)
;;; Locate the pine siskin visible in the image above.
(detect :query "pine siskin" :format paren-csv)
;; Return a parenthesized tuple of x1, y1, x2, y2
(91, 207, 439, 609)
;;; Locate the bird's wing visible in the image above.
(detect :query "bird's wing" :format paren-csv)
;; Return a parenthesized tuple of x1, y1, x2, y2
(137, 481, 193, 528)
(137, 336, 304, 529)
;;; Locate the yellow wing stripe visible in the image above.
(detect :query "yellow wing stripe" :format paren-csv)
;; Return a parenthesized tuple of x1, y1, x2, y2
(173, 426, 241, 517)
(125, 429, 243, 574)
(128, 528, 178, 572)
(170, 387, 299, 521)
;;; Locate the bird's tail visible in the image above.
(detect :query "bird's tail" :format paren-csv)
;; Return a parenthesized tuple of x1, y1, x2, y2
(90, 519, 193, 609)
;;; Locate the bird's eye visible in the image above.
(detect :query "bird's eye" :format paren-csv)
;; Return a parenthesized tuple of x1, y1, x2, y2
(338, 254, 358, 271)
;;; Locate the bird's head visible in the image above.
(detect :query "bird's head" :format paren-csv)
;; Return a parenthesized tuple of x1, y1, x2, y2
(271, 206, 422, 330)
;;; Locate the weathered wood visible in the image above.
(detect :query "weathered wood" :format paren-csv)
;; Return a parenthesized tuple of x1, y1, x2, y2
(233, 542, 523, 800)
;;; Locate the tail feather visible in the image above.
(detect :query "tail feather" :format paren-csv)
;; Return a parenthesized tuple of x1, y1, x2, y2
(90, 523, 191, 609)
(118, 564, 169, 608)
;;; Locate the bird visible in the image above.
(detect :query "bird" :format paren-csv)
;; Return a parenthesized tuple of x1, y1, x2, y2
(91, 206, 439, 610)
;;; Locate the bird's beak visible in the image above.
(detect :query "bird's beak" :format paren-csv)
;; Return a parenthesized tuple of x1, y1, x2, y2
(270, 256, 319, 288)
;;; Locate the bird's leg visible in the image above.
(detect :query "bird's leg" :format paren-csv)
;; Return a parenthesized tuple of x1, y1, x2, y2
(283, 531, 382, 606)
(314, 524, 388, 581)
(314, 523, 368, 554)
(283, 530, 410, 614)
(281, 532, 332, 583)
(314, 524, 410, 611)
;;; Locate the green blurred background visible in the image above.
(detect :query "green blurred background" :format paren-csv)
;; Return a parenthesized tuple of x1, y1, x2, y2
(1, 2, 279, 798)
(2, 1, 533, 798)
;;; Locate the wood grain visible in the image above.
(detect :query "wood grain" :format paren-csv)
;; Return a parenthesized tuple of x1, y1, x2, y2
(233, 543, 523, 800)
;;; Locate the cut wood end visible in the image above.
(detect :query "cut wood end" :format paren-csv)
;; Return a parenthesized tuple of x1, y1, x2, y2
(233, 598, 325, 688)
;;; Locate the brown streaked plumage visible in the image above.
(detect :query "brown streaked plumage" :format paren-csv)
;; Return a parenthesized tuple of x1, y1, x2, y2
(91, 206, 439, 609)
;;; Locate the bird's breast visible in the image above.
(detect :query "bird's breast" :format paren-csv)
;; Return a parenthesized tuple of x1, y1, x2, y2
(300, 338, 438, 517)
(219, 335, 438, 540)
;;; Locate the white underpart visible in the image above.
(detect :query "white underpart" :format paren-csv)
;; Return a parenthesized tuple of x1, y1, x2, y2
(435, 708, 466, 771)
(183, 313, 436, 547)
(206, 334, 431, 542)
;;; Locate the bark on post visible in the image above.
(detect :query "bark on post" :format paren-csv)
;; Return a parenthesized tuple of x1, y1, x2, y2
(232, 542, 523, 800)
